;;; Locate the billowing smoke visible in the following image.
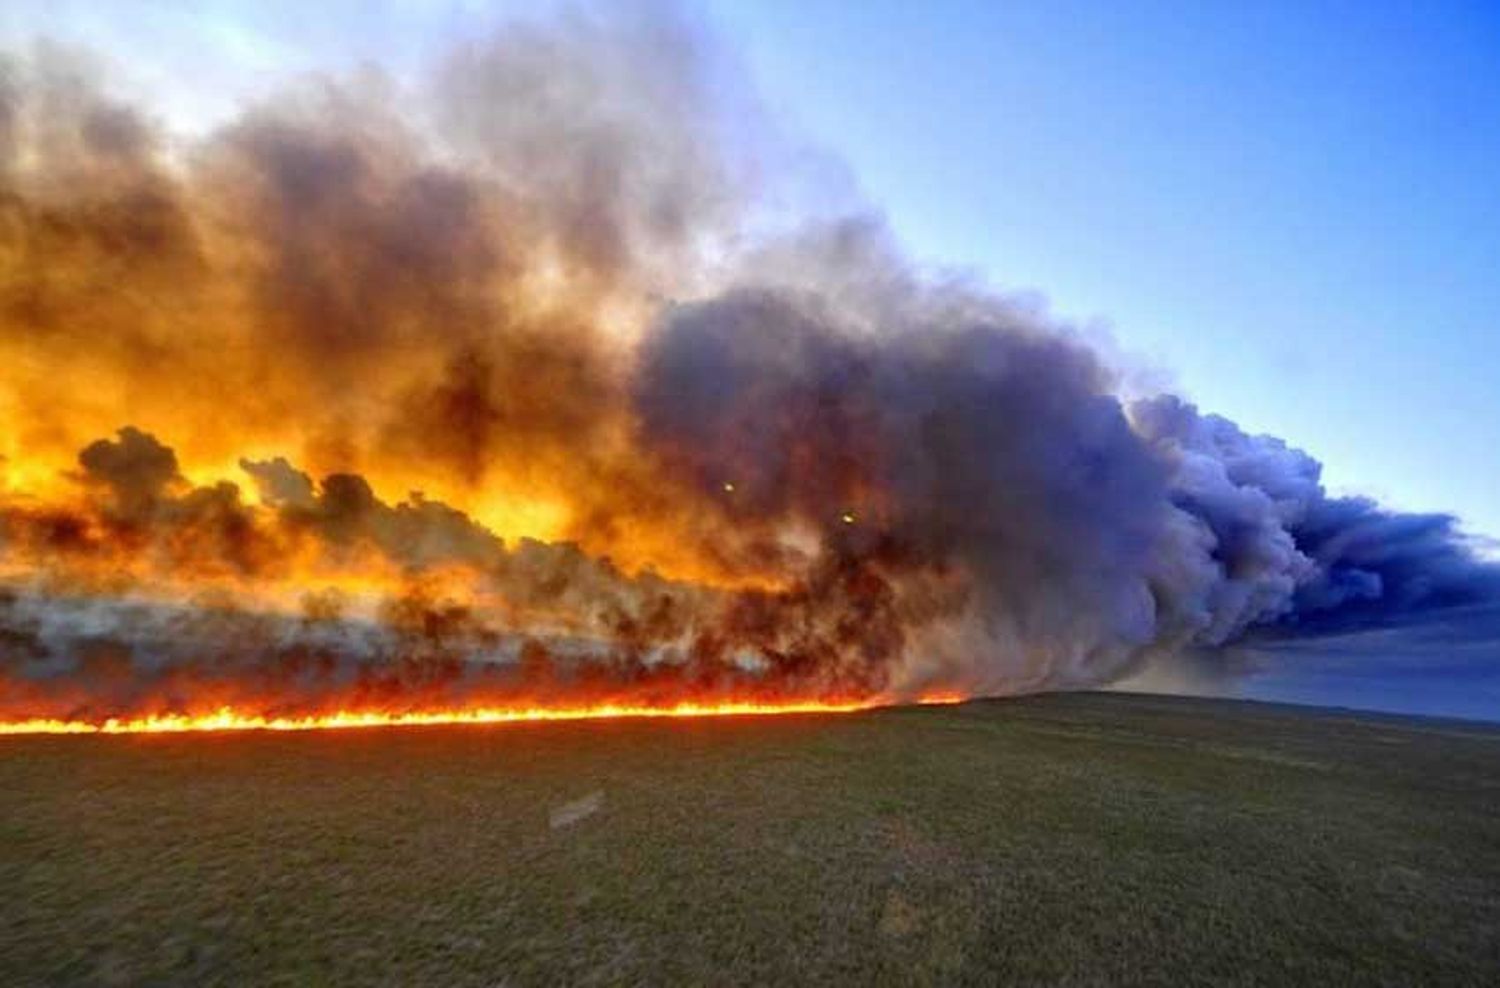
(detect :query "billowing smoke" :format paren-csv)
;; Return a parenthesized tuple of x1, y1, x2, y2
(0, 9, 1495, 723)
(1133, 397, 1500, 639)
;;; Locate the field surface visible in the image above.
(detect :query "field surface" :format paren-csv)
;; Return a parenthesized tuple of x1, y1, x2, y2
(3, 693, 1499, 986)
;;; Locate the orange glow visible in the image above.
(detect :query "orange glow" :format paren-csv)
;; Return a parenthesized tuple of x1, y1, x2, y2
(0, 58, 978, 732)
(0, 695, 964, 737)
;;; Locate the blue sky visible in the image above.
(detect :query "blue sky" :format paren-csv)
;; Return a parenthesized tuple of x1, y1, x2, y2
(706, 1, 1500, 542)
(5, 0, 1498, 540)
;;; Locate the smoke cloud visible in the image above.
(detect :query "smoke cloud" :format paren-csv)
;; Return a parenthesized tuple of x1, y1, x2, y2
(0, 8, 1495, 723)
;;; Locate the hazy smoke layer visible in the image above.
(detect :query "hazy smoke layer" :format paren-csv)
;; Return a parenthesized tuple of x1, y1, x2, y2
(0, 9, 1494, 721)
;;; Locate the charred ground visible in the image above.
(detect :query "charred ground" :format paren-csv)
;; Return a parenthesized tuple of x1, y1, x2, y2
(2, 692, 1498, 986)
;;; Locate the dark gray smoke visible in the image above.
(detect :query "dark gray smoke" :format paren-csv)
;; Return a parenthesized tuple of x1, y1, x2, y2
(1134, 396, 1500, 642)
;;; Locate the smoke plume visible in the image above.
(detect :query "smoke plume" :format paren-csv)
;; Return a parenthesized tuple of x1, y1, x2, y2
(0, 9, 1495, 724)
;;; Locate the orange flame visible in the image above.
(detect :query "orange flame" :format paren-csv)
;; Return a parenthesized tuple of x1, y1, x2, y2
(0, 51, 983, 730)
(0, 695, 964, 737)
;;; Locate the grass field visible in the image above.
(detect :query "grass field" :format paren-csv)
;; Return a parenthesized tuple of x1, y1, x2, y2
(3, 693, 1499, 986)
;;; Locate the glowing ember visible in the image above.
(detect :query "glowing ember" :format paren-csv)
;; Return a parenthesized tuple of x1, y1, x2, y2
(0, 696, 964, 737)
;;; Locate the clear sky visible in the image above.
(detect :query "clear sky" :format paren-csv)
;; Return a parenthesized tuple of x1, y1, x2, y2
(5, 0, 1498, 539)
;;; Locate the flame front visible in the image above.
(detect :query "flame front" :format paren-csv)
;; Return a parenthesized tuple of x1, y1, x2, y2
(0, 700, 876, 737)
(0, 695, 966, 736)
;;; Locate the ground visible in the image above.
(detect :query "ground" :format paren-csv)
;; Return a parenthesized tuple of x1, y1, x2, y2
(3, 693, 1498, 986)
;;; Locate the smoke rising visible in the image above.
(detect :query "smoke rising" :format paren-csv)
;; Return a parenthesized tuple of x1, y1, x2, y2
(1, 8, 1496, 723)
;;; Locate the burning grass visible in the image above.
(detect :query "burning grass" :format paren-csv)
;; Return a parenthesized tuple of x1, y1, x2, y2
(3, 692, 1499, 986)
(0, 697, 888, 735)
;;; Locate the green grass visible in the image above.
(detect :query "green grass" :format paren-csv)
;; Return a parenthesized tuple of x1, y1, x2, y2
(3, 693, 1499, 986)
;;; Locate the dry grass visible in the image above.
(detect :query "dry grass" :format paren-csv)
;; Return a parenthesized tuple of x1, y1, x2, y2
(3, 692, 1499, 985)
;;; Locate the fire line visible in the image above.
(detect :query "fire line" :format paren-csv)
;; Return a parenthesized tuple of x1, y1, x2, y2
(0, 696, 966, 737)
